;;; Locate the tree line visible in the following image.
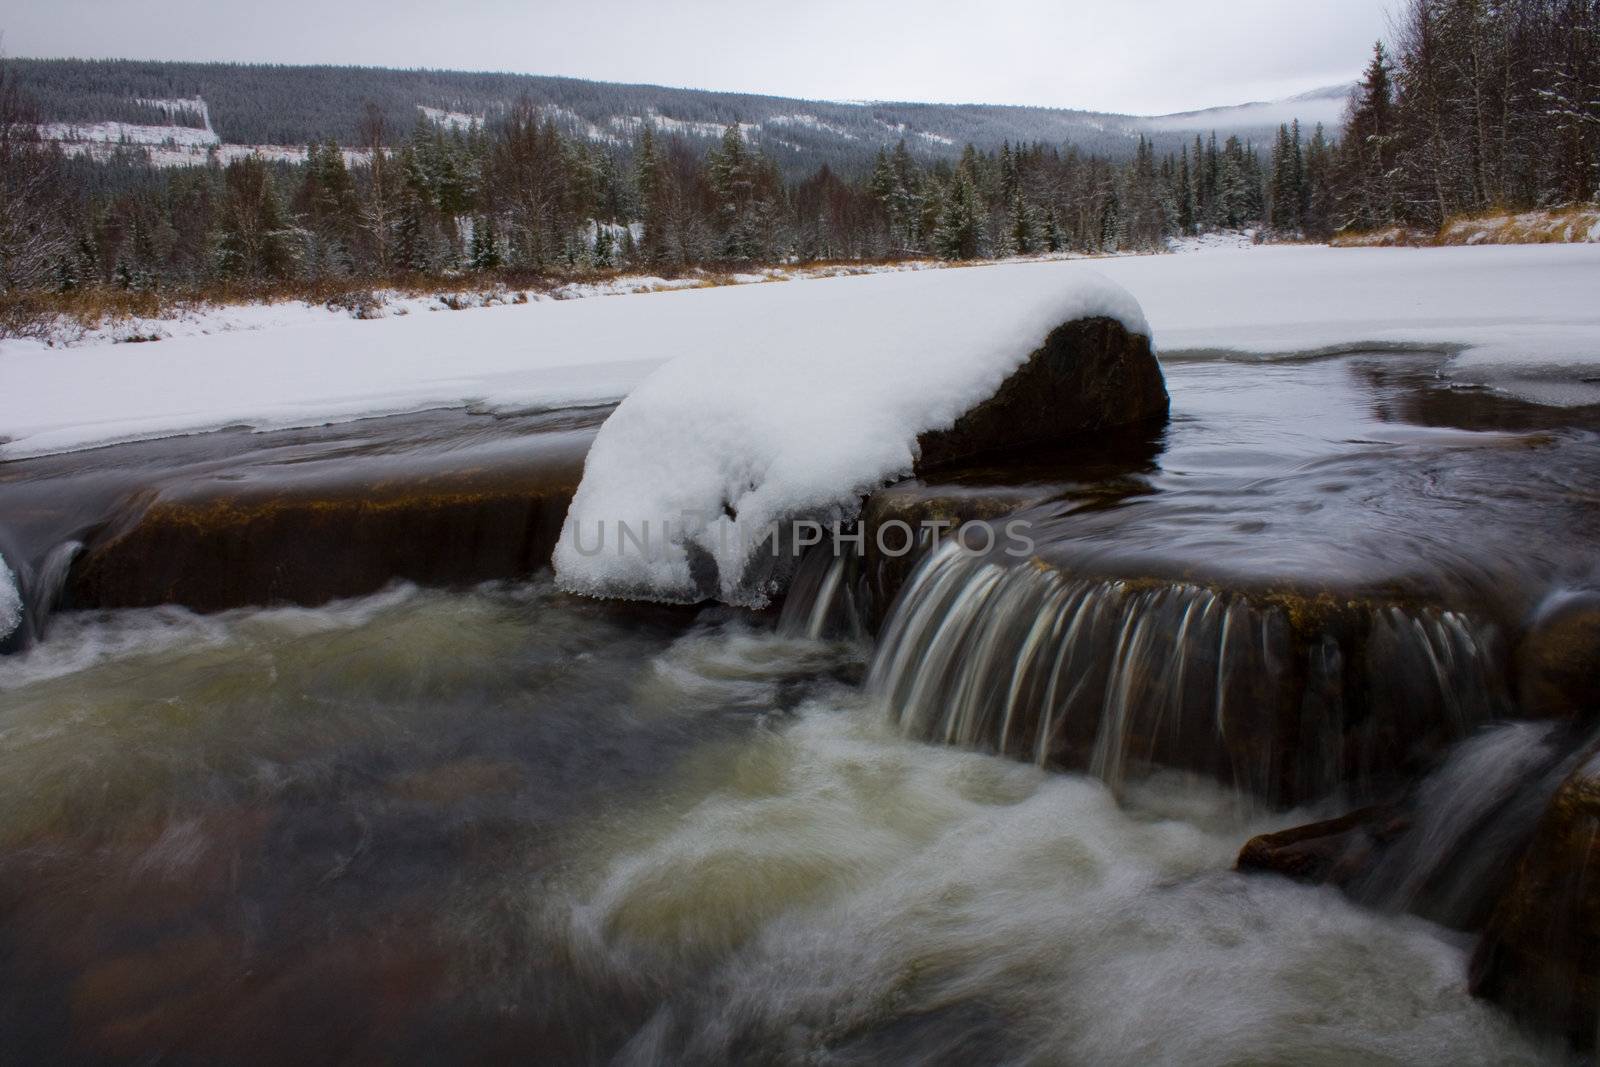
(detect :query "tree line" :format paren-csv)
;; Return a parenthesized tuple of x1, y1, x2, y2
(1, 75, 1298, 296)
(2, 0, 1595, 303)
(1339, 0, 1599, 229)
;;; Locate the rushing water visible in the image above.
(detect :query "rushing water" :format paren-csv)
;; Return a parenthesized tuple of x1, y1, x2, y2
(0, 581, 1570, 1065)
(1, 352, 1597, 1063)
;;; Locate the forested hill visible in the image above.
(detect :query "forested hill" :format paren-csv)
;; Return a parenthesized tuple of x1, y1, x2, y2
(10, 57, 1350, 170)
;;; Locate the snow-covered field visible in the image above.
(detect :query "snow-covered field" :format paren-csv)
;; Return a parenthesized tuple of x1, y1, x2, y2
(3, 244, 1599, 461)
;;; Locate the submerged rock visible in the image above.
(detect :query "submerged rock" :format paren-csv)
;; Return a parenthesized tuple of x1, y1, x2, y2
(1237, 806, 1409, 887)
(1471, 748, 1600, 1043)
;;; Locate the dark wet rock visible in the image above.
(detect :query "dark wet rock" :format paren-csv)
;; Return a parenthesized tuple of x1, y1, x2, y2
(1516, 590, 1600, 719)
(721, 316, 1164, 608)
(1470, 749, 1600, 1043)
(914, 316, 1168, 472)
(1237, 806, 1410, 887)
(66, 443, 586, 613)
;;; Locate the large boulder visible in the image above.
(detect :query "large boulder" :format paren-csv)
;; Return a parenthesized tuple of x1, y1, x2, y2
(1516, 589, 1600, 719)
(1470, 750, 1600, 1043)
(914, 317, 1168, 471)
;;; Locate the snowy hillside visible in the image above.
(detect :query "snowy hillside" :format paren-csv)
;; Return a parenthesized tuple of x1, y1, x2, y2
(16, 58, 1358, 172)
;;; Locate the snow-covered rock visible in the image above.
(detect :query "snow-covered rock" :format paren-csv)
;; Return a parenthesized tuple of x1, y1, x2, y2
(0, 552, 21, 645)
(553, 267, 1151, 607)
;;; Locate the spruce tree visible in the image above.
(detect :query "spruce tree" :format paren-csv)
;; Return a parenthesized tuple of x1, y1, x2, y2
(933, 170, 982, 260)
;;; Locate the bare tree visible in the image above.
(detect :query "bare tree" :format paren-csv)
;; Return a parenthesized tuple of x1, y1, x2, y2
(0, 59, 71, 294)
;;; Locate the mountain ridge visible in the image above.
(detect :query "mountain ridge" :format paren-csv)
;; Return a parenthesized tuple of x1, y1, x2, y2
(11, 56, 1353, 173)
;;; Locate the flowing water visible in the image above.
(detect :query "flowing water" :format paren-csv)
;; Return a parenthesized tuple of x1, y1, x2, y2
(1, 352, 1597, 1063)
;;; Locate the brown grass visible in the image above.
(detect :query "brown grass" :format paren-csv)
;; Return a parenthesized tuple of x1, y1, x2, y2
(1334, 204, 1600, 249)
(0, 256, 953, 342)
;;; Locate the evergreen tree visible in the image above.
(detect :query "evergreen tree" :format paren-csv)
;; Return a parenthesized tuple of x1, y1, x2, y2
(1341, 41, 1397, 230)
(1009, 187, 1038, 255)
(213, 155, 299, 279)
(933, 169, 983, 259)
(469, 213, 501, 271)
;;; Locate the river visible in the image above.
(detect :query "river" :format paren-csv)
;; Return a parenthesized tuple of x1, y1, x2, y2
(1, 350, 1594, 1064)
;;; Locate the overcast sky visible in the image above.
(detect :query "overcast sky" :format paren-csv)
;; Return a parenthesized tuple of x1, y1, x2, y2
(4, 0, 1395, 115)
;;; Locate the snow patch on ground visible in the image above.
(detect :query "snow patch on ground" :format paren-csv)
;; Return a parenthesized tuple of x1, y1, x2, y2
(1166, 230, 1257, 253)
(39, 119, 219, 148)
(765, 113, 859, 140)
(0, 552, 20, 643)
(553, 268, 1149, 606)
(418, 106, 483, 131)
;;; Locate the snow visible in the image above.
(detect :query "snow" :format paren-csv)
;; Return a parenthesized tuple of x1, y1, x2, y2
(418, 106, 482, 131)
(1165, 229, 1257, 253)
(39, 120, 219, 148)
(5, 244, 1600, 463)
(0, 552, 19, 643)
(1088, 245, 1600, 380)
(609, 111, 755, 141)
(765, 113, 859, 140)
(552, 268, 1149, 606)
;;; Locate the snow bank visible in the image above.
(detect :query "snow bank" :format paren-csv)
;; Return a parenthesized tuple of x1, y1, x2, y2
(553, 267, 1148, 606)
(0, 553, 20, 643)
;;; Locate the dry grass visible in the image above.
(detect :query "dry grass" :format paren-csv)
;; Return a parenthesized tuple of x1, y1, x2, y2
(0, 256, 951, 343)
(1329, 225, 1432, 248)
(1436, 204, 1600, 246)
(1334, 204, 1600, 249)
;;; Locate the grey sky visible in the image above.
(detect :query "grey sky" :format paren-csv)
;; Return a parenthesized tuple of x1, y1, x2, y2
(3, 0, 1395, 115)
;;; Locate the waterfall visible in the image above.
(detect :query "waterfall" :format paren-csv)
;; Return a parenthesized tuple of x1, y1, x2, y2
(0, 540, 83, 653)
(776, 546, 866, 642)
(1353, 720, 1582, 928)
(867, 541, 1509, 803)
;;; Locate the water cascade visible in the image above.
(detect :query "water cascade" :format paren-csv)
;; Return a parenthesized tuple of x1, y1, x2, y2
(865, 541, 1509, 803)
(0, 540, 82, 653)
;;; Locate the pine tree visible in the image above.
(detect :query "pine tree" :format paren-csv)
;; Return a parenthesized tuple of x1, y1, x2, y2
(593, 221, 615, 268)
(1177, 148, 1196, 235)
(1043, 204, 1063, 252)
(933, 169, 983, 259)
(469, 213, 501, 271)
(1303, 124, 1335, 239)
(1009, 188, 1038, 255)
(213, 155, 299, 279)
(633, 125, 668, 265)
(1099, 185, 1122, 251)
(1341, 41, 1397, 230)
